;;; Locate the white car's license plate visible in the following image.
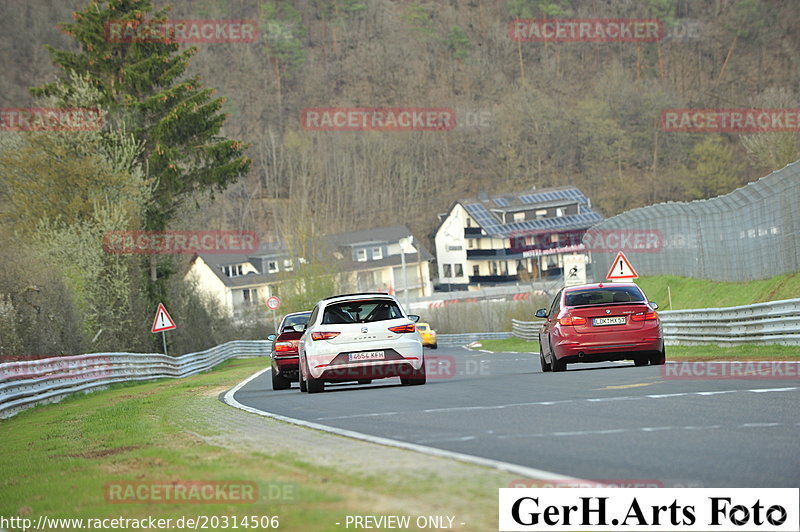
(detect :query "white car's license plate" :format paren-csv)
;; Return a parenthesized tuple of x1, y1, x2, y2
(592, 316, 626, 326)
(348, 351, 385, 361)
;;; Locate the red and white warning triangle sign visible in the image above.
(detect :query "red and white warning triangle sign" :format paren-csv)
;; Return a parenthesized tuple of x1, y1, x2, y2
(606, 251, 639, 281)
(151, 303, 177, 333)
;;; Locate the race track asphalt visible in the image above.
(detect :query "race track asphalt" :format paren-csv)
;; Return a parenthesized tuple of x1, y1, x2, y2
(231, 346, 799, 487)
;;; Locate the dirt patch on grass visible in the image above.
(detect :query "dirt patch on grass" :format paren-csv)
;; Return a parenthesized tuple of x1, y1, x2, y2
(57, 445, 141, 459)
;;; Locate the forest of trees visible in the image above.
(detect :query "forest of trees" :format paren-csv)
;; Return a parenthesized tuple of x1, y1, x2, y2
(1, 0, 798, 356)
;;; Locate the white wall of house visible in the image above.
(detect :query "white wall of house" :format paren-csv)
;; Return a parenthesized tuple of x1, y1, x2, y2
(185, 257, 233, 315)
(434, 204, 469, 284)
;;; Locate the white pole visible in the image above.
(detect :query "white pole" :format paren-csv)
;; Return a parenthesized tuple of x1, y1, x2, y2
(161, 331, 168, 356)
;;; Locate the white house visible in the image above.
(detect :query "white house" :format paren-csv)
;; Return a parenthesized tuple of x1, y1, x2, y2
(185, 225, 433, 321)
(434, 186, 603, 290)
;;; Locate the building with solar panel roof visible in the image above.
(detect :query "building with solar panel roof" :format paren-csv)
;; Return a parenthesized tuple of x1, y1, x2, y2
(433, 186, 603, 290)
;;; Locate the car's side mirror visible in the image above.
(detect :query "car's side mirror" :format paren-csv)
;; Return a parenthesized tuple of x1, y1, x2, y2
(535, 309, 548, 319)
(267, 334, 277, 341)
(649, 301, 659, 310)
(291, 324, 306, 332)
(408, 314, 420, 323)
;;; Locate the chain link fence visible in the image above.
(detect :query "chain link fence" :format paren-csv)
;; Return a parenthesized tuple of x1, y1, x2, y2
(585, 160, 800, 282)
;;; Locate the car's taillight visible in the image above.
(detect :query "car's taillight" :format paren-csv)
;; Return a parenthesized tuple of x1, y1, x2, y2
(631, 311, 658, 321)
(311, 331, 340, 341)
(388, 324, 416, 333)
(558, 315, 587, 326)
(275, 340, 298, 352)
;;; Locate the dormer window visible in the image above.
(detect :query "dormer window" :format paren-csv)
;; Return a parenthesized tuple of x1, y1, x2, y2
(283, 259, 293, 271)
(372, 246, 383, 260)
(223, 264, 244, 277)
(267, 261, 279, 273)
(356, 249, 367, 262)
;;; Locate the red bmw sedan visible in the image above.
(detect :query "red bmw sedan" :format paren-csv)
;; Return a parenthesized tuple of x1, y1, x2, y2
(535, 283, 665, 372)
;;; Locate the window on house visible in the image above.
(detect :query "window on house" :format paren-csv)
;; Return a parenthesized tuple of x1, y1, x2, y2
(268, 261, 279, 273)
(242, 288, 257, 305)
(473, 265, 480, 276)
(454, 264, 464, 277)
(443, 264, 452, 277)
(224, 264, 243, 277)
(356, 249, 367, 262)
(556, 207, 566, 217)
(466, 218, 472, 227)
(490, 261, 498, 275)
(535, 209, 547, 218)
(283, 259, 293, 271)
(372, 246, 383, 260)
(468, 239, 475, 249)
(513, 212, 525, 222)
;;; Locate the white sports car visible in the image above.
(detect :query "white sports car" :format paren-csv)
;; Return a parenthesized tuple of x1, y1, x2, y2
(296, 293, 426, 393)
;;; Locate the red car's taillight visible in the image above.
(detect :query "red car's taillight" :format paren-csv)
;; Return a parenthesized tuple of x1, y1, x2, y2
(559, 315, 587, 326)
(311, 331, 340, 341)
(388, 323, 416, 333)
(275, 340, 298, 352)
(631, 311, 658, 321)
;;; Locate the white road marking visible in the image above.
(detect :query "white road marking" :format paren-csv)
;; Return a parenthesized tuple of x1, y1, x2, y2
(494, 422, 789, 441)
(314, 386, 799, 421)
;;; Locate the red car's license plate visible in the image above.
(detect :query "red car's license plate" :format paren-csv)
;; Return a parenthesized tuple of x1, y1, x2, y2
(592, 316, 626, 326)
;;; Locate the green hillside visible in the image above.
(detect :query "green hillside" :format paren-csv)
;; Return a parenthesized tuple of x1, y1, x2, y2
(636, 273, 800, 310)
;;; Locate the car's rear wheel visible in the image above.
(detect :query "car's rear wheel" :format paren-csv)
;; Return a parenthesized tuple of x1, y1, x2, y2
(306, 369, 325, 394)
(298, 356, 307, 392)
(540, 352, 551, 372)
(634, 356, 649, 366)
(650, 349, 666, 365)
(271, 368, 291, 390)
(401, 359, 426, 385)
(549, 337, 566, 372)
(430, 342, 438, 349)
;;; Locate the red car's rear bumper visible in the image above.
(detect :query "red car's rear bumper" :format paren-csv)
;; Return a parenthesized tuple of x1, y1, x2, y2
(553, 322, 663, 362)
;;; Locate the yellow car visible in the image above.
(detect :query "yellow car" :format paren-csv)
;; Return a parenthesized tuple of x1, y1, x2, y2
(416, 322, 438, 349)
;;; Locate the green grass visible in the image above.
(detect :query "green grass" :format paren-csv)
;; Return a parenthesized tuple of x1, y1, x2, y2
(0, 358, 518, 532)
(635, 272, 800, 310)
(666, 344, 800, 360)
(473, 337, 539, 353)
(472, 337, 800, 360)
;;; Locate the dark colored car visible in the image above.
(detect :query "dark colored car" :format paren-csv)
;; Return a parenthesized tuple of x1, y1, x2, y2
(535, 283, 665, 372)
(268, 311, 312, 390)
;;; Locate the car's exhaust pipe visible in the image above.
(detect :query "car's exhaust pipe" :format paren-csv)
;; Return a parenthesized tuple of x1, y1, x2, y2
(578, 352, 585, 358)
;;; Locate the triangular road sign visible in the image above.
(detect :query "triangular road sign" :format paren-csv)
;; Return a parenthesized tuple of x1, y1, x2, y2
(151, 303, 177, 333)
(606, 251, 639, 280)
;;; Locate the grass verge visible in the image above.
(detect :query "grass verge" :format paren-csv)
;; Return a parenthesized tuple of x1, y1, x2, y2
(471, 337, 799, 360)
(635, 272, 800, 310)
(0, 358, 520, 532)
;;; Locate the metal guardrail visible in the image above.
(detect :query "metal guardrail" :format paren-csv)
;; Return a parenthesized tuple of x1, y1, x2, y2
(658, 298, 800, 346)
(510, 299, 800, 346)
(437, 332, 512, 346)
(511, 319, 539, 341)
(0, 340, 271, 419)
